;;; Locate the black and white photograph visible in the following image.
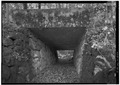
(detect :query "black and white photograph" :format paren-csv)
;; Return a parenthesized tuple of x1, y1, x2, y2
(1, 1, 118, 84)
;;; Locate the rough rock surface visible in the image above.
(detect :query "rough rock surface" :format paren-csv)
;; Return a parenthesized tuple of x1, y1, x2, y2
(29, 34, 57, 81)
(2, 22, 57, 83)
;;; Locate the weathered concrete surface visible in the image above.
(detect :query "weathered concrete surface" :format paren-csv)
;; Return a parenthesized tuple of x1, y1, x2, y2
(73, 35, 85, 76)
(74, 36, 95, 83)
(11, 7, 90, 28)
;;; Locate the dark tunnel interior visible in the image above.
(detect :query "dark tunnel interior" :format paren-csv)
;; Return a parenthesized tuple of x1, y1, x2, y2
(29, 27, 86, 50)
(29, 27, 86, 65)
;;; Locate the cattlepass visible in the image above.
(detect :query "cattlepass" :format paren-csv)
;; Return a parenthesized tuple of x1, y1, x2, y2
(2, 2, 117, 84)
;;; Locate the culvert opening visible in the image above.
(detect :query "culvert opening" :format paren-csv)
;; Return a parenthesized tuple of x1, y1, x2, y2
(57, 50, 74, 65)
(29, 27, 86, 67)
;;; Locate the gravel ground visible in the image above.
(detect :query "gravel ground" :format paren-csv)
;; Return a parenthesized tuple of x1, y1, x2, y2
(32, 62, 80, 83)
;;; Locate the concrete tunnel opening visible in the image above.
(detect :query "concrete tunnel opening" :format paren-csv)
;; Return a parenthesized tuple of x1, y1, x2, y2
(2, 3, 117, 83)
(29, 26, 86, 66)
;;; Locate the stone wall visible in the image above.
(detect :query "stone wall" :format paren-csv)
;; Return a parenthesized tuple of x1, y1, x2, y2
(29, 33, 57, 82)
(4, 3, 91, 28)
(2, 23, 31, 83)
(2, 22, 57, 83)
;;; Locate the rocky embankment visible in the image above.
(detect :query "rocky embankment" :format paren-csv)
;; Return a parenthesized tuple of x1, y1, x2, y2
(2, 23, 57, 83)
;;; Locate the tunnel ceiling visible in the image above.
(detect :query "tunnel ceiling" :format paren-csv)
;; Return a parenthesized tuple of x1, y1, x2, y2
(30, 27, 86, 50)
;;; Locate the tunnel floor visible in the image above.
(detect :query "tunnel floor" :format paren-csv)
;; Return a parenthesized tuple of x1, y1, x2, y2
(33, 59, 80, 83)
(31, 50, 80, 83)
